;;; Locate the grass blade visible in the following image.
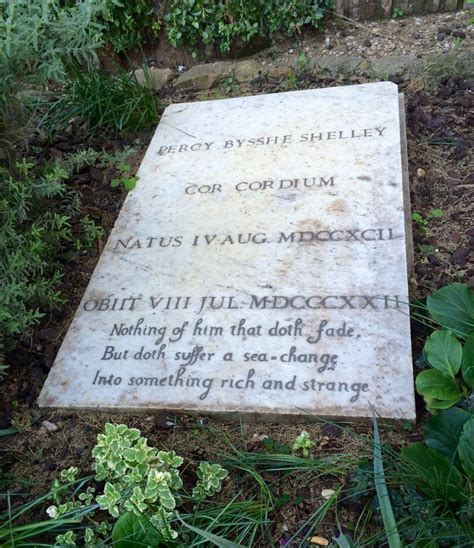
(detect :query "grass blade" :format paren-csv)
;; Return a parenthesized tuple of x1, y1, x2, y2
(373, 416, 401, 548)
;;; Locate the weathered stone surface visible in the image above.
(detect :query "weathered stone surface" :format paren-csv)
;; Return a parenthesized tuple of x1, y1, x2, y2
(174, 62, 233, 90)
(267, 64, 293, 80)
(315, 56, 364, 76)
(234, 60, 264, 83)
(134, 67, 174, 91)
(38, 82, 415, 421)
(370, 55, 423, 78)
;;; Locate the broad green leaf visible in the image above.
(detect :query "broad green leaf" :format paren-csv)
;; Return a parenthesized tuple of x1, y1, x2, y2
(415, 369, 462, 402)
(124, 177, 137, 191)
(461, 333, 474, 389)
(110, 178, 121, 188)
(424, 407, 470, 465)
(373, 417, 401, 548)
(424, 330, 462, 376)
(427, 397, 464, 410)
(401, 443, 466, 502)
(427, 283, 474, 338)
(458, 418, 474, 480)
(112, 511, 163, 547)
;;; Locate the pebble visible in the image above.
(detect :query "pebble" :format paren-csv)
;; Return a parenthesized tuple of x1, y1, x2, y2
(416, 168, 426, 178)
(452, 30, 466, 39)
(41, 420, 58, 432)
(321, 488, 336, 499)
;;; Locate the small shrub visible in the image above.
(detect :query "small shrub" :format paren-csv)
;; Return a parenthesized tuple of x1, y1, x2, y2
(41, 423, 232, 546)
(165, 0, 333, 56)
(99, 0, 160, 53)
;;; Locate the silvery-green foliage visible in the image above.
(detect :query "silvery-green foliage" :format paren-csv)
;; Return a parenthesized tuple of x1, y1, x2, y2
(46, 423, 229, 544)
(292, 430, 316, 457)
(192, 462, 229, 500)
(93, 423, 184, 539)
(0, 0, 107, 86)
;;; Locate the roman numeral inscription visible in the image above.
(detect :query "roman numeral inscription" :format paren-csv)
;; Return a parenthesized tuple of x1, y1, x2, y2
(39, 83, 415, 420)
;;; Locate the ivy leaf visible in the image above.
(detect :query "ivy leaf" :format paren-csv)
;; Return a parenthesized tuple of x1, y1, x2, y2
(401, 443, 466, 502)
(424, 407, 470, 466)
(461, 333, 474, 389)
(427, 283, 474, 339)
(415, 369, 462, 402)
(458, 418, 474, 480)
(110, 178, 121, 188)
(424, 330, 462, 377)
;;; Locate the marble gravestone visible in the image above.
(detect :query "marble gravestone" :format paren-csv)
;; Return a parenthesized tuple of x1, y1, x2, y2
(39, 82, 415, 421)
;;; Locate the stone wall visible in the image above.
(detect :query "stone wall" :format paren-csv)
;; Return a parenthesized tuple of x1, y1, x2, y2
(334, 0, 467, 20)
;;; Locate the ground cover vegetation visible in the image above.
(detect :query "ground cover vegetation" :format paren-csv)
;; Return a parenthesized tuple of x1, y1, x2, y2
(1, 1, 473, 547)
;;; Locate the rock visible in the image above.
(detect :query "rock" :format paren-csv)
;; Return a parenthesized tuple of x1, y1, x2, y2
(41, 420, 58, 432)
(416, 168, 426, 178)
(267, 64, 292, 80)
(371, 55, 422, 79)
(234, 60, 262, 83)
(357, 59, 372, 73)
(452, 30, 466, 39)
(315, 55, 363, 76)
(174, 62, 233, 90)
(362, 38, 372, 47)
(452, 248, 469, 266)
(437, 32, 446, 42)
(134, 67, 174, 91)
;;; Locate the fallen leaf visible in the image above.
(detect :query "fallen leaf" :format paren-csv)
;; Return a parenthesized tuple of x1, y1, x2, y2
(309, 535, 329, 546)
(321, 488, 335, 499)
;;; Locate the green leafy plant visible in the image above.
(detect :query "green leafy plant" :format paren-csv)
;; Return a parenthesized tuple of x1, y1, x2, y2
(111, 162, 139, 191)
(391, 7, 405, 18)
(0, 0, 107, 156)
(99, 0, 159, 53)
(0, 161, 70, 345)
(165, 0, 333, 56)
(412, 208, 443, 234)
(401, 409, 473, 504)
(291, 430, 316, 457)
(42, 423, 233, 546)
(414, 284, 474, 411)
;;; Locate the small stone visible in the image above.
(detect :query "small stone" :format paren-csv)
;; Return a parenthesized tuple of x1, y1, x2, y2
(174, 62, 233, 90)
(41, 420, 58, 432)
(452, 30, 466, 39)
(321, 488, 335, 499)
(234, 60, 262, 83)
(177, 65, 186, 73)
(452, 248, 469, 267)
(134, 67, 174, 91)
(309, 536, 330, 546)
(362, 38, 372, 47)
(268, 64, 292, 79)
(437, 33, 446, 41)
(416, 168, 426, 178)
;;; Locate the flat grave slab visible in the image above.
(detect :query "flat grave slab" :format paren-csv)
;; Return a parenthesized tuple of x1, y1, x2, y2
(39, 82, 415, 420)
